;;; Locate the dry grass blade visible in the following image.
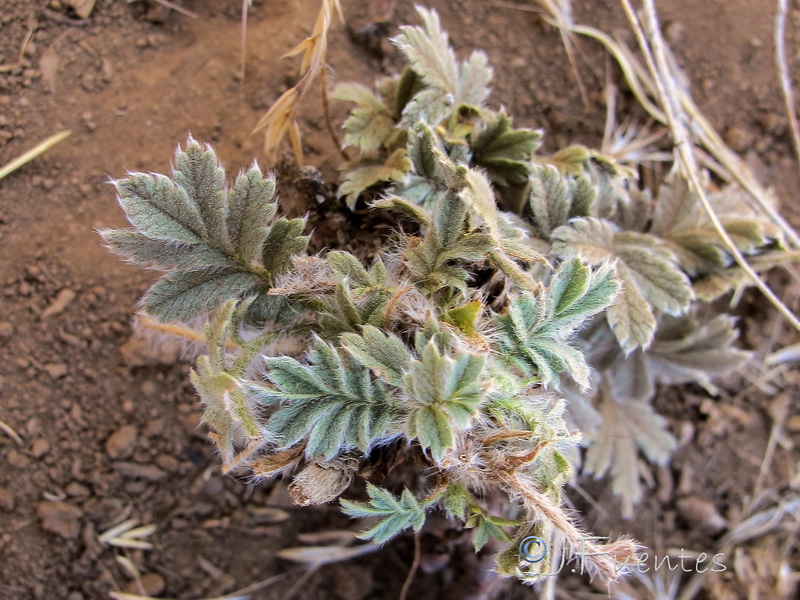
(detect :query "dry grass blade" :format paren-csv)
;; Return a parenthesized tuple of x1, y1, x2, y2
(240, 0, 251, 82)
(676, 496, 800, 600)
(534, 0, 800, 249)
(276, 543, 380, 565)
(765, 342, 800, 365)
(776, 0, 800, 165)
(150, 0, 198, 19)
(619, 0, 800, 334)
(0, 418, 23, 444)
(99, 518, 156, 550)
(399, 532, 421, 600)
(114, 555, 141, 580)
(137, 314, 237, 350)
(0, 14, 35, 73)
(0, 130, 71, 179)
(253, 0, 344, 161)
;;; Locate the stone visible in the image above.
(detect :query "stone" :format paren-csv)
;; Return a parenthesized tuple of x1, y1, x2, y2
(42, 289, 77, 318)
(44, 363, 68, 379)
(0, 487, 15, 511)
(112, 461, 167, 482)
(724, 126, 753, 153)
(65, 481, 91, 499)
(123, 573, 165, 596)
(105, 425, 137, 459)
(31, 438, 50, 458)
(37, 501, 83, 539)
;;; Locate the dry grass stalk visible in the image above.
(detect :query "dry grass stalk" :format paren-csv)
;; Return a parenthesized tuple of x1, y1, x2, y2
(0, 418, 23, 445)
(0, 130, 71, 180)
(619, 0, 800, 333)
(251, 0, 345, 164)
(775, 0, 800, 166)
(527, 0, 800, 250)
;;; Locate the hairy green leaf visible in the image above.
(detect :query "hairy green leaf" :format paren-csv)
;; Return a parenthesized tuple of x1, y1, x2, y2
(173, 138, 228, 249)
(258, 339, 403, 459)
(495, 260, 616, 388)
(261, 218, 309, 280)
(339, 150, 412, 209)
(404, 341, 486, 460)
(552, 218, 692, 351)
(227, 165, 277, 264)
(341, 484, 426, 544)
(341, 325, 411, 387)
(100, 230, 237, 271)
(115, 173, 206, 243)
(142, 269, 259, 322)
(392, 6, 458, 96)
(470, 112, 542, 186)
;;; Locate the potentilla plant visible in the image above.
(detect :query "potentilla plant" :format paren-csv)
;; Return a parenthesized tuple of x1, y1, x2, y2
(101, 6, 792, 586)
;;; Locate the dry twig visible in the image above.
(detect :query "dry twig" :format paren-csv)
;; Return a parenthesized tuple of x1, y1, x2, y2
(0, 130, 72, 180)
(775, 0, 800, 166)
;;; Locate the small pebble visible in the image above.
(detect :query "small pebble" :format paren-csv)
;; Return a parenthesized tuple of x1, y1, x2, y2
(37, 501, 83, 539)
(31, 438, 50, 458)
(105, 425, 138, 460)
(0, 487, 15, 511)
(113, 461, 167, 482)
(44, 363, 68, 379)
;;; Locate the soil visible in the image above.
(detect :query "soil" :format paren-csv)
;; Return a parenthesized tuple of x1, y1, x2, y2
(1, 1, 799, 599)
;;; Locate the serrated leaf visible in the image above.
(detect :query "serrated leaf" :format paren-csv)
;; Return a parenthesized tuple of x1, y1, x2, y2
(528, 165, 570, 237)
(173, 138, 227, 248)
(100, 230, 237, 271)
(372, 196, 431, 224)
(551, 216, 616, 262)
(647, 314, 750, 388)
(606, 268, 657, 354)
(341, 325, 411, 387)
(408, 122, 442, 181)
(261, 218, 309, 280)
(458, 50, 493, 107)
(471, 112, 542, 186)
(469, 513, 512, 551)
(115, 173, 205, 243)
(191, 351, 258, 463)
(615, 244, 693, 316)
(327, 251, 373, 290)
(550, 145, 590, 175)
(460, 168, 501, 239)
(392, 6, 458, 95)
(400, 86, 453, 127)
(552, 218, 692, 351)
(227, 165, 277, 264)
(404, 341, 486, 460)
(259, 338, 403, 459)
(584, 394, 676, 519)
(407, 404, 453, 461)
(339, 150, 412, 209)
(334, 83, 396, 152)
(142, 269, 258, 322)
(341, 484, 426, 544)
(495, 261, 616, 389)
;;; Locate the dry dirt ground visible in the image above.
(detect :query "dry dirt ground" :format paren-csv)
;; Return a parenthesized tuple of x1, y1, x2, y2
(1, 1, 799, 599)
